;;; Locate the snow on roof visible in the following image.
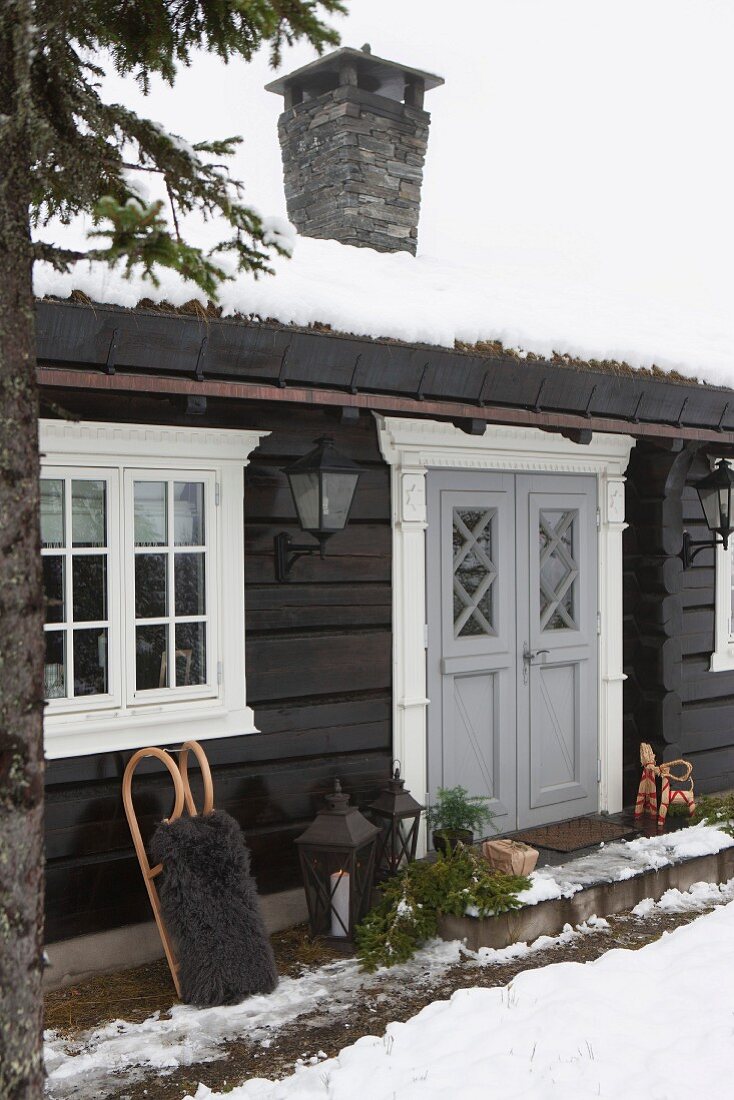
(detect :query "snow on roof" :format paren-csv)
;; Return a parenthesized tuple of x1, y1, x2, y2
(34, 0, 734, 387)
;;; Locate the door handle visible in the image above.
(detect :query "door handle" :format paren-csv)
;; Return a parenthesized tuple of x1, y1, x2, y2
(522, 643, 550, 683)
(523, 644, 550, 662)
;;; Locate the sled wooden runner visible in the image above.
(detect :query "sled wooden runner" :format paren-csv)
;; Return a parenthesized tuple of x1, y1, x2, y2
(122, 740, 215, 998)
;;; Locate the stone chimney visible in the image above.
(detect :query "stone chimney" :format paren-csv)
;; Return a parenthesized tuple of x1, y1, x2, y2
(265, 46, 443, 254)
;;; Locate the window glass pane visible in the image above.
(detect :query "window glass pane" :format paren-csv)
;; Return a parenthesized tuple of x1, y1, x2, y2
(72, 556, 107, 622)
(72, 480, 106, 548)
(290, 471, 320, 530)
(136, 624, 168, 689)
(174, 482, 204, 546)
(539, 509, 579, 631)
(135, 554, 168, 619)
(175, 553, 206, 617)
(175, 622, 207, 686)
(322, 472, 359, 530)
(41, 480, 65, 548)
(44, 631, 66, 699)
(452, 508, 496, 637)
(134, 482, 167, 546)
(43, 556, 65, 624)
(73, 628, 108, 696)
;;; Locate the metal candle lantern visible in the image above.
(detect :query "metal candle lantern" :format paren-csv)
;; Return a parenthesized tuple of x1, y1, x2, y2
(368, 763, 424, 878)
(682, 459, 734, 567)
(275, 436, 364, 581)
(295, 779, 380, 943)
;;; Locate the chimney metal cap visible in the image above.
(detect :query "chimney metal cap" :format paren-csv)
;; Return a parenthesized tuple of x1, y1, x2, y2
(265, 46, 444, 98)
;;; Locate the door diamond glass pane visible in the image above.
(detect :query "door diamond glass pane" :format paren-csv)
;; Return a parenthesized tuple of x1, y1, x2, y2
(539, 509, 578, 630)
(452, 508, 497, 637)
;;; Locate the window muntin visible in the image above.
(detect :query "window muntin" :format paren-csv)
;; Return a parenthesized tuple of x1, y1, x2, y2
(41, 472, 116, 707)
(126, 472, 215, 702)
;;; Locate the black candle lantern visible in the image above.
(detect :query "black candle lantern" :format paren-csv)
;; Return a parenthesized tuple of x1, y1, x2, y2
(368, 762, 424, 878)
(275, 437, 364, 581)
(295, 780, 380, 944)
(682, 459, 734, 567)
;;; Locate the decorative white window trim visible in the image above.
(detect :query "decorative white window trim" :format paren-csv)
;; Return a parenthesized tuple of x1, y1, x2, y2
(711, 474, 734, 671)
(40, 419, 269, 759)
(375, 416, 635, 853)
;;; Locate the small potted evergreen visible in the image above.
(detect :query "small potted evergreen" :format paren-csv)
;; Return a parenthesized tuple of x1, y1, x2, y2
(426, 786, 495, 855)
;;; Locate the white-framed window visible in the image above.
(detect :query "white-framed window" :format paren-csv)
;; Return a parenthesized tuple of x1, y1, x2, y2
(712, 538, 734, 671)
(711, 458, 734, 671)
(40, 419, 268, 758)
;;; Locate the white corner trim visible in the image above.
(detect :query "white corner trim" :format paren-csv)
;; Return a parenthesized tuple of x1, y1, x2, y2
(376, 416, 635, 845)
(711, 538, 734, 671)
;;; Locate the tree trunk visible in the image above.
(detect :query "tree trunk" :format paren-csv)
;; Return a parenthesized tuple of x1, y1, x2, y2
(0, 8, 45, 1098)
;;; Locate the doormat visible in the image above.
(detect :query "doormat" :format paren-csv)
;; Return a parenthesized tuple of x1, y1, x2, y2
(509, 817, 638, 853)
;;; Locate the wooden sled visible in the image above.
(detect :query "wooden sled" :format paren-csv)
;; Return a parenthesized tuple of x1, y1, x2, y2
(122, 740, 214, 998)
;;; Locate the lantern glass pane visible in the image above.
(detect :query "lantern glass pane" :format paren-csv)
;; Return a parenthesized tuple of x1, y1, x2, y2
(321, 472, 359, 531)
(289, 471, 320, 531)
(698, 485, 721, 532)
(719, 485, 732, 531)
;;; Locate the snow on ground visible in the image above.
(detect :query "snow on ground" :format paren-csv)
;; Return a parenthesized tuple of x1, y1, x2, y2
(189, 897, 734, 1100)
(43, 852, 734, 1099)
(631, 875, 734, 917)
(42, 915, 616, 1098)
(42, 917, 622, 1097)
(43, 940, 461, 1099)
(33, 0, 734, 386)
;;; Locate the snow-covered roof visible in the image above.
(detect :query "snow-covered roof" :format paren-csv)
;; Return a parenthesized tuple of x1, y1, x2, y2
(35, 0, 734, 388)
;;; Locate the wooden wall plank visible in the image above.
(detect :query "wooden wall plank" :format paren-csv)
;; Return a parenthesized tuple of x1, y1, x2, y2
(246, 631, 391, 703)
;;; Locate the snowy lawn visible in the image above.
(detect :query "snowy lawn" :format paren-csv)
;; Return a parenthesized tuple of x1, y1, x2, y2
(193, 895, 734, 1100)
(44, 872, 734, 1099)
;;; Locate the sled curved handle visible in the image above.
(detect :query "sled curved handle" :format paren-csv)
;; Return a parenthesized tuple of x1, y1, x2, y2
(122, 747, 185, 998)
(178, 740, 214, 817)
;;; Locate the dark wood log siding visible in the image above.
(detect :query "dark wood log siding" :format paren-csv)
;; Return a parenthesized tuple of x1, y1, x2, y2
(42, 394, 392, 943)
(624, 442, 734, 805)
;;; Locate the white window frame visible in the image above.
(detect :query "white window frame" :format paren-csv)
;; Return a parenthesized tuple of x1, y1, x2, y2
(40, 419, 269, 759)
(712, 515, 734, 671)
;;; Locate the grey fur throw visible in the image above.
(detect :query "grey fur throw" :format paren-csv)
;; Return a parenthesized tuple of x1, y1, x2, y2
(150, 809, 278, 1006)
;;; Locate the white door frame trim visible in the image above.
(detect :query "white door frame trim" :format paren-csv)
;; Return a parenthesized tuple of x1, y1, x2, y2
(376, 416, 635, 852)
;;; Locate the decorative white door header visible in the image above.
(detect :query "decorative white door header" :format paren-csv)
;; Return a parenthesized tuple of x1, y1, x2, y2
(375, 416, 635, 851)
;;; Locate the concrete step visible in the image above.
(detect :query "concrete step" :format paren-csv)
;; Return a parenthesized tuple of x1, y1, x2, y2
(438, 834, 734, 952)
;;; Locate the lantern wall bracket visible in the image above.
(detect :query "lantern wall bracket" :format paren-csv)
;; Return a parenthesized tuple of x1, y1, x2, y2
(681, 529, 730, 569)
(274, 531, 327, 582)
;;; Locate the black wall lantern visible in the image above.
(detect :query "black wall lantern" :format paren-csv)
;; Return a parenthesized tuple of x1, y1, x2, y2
(275, 436, 364, 582)
(368, 762, 424, 878)
(682, 459, 734, 568)
(295, 779, 380, 944)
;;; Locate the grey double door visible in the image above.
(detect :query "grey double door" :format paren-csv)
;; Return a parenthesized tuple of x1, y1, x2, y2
(426, 470, 598, 833)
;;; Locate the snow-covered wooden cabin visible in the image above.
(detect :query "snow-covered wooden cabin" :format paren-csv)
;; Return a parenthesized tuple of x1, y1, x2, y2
(37, 42, 734, 983)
